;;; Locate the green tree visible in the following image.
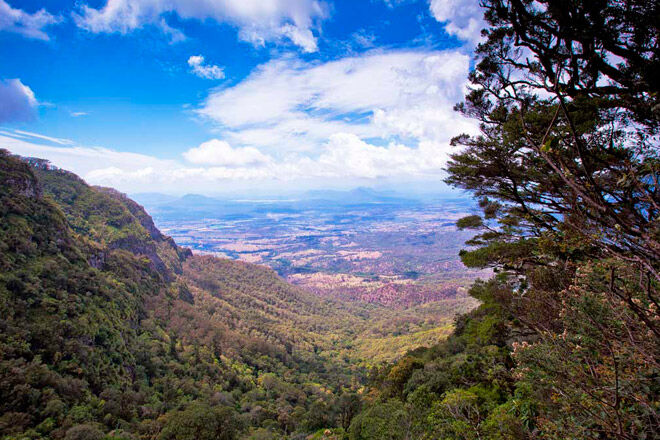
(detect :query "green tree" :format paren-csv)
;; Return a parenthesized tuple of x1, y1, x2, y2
(337, 393, 362, 431)
(158, 403, 240, 440)
(445, 0, 659, 438)
(348, 400, 408, 440)
(428, 389, 483, 440)
(304, 399, 332, 432)
(64, 424, 105, 440)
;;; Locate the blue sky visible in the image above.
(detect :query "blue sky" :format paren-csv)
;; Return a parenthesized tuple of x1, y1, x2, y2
(0, 0, 484, 195)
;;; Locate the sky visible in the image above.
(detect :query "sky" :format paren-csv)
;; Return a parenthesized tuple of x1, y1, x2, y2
(0, 0, 485, 195)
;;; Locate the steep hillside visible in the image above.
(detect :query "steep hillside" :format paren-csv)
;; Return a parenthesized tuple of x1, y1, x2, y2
(0, 150, 478, 439)
(0, 151, 359, 439)
(28, 158, 189, 280)
(1, 151, 175, 436)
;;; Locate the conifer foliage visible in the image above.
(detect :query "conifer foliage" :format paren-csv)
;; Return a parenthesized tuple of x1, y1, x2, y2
(352, 1, 658, 439)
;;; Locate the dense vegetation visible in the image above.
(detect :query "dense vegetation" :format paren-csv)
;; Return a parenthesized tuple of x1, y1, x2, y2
(350, 1, 658, 439)
(0, 150, 473, 439)
(0, 151, 373, 439)
(1, 1, 657, 439)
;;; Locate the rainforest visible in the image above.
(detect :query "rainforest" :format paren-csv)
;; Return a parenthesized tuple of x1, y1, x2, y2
(0, 0, 658, 439)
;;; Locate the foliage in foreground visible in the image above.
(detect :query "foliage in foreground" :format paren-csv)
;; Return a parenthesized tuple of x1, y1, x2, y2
(349, 1, 658, 439)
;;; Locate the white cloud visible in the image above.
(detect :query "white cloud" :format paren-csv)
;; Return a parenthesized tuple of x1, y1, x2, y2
(312, 133, 448, 179)
(380, 0, 412, 8)
(0, 48, 477, 192)
(10, 129, 74, 145)
(0, 132, 176, 178)
(0, 129, 458, 193)
(159, 18, 186, 43)
(70, 111, 89, 117)
(183, 139, 271, 167)
(351, 30, 377, 49)
(74, 0, 327, 51)
(280, 24, 318, 53)
(0, 79, 38, 123)
(0, 132, 284, 190)
(187, 55, 225, 80)
(197, 49, 476, 154)
(429, 0, 485, 45)
(0, 0, 60, 40)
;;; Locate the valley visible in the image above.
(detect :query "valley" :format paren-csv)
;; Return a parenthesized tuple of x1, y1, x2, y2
(2, 1, 654, 437)
(0, 151, 486, 439)
(134, 190, 488, 308)
(132, 191, 487, 363)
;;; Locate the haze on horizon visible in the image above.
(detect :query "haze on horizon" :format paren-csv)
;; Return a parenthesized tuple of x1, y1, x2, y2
(0, 0, 484, 196)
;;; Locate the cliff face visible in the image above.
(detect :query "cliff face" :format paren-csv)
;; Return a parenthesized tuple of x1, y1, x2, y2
(0, 150, 222, 436)
(28, 162, 190, 282)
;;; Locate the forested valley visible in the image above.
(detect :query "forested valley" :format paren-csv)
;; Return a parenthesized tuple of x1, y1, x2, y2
(1, 1, 658, 439)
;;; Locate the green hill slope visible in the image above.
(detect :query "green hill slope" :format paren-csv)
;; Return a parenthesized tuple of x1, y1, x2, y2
(0, 150, 477, 439)
(1, 150, 352, 439)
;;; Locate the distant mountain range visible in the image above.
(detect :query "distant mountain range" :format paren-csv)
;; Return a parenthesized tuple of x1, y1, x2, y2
(128, 188, 475, 221)
(133, 187, 417, 206)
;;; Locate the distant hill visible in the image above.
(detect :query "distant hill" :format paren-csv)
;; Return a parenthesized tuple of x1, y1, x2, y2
(129, 188, 425, 222)
(304, 187, 417, 205)
(130, 192, 179, 207)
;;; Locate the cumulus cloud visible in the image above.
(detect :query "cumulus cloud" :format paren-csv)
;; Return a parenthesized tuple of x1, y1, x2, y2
(0, 129, 458, 193)
(429, 0, 485, 44)
(313, 133, 448, 179)
(187, 55, 225, 80)
(0, 49, 477, 192)
(0, 79, 38, 123)
(183, 139, 271, 167)
(0, 131, 284, 190)
(0, 0, 60, 40)
(279, 24, 318, 53)
(74, 0, 327, 51)
(197, 49, 476, 154)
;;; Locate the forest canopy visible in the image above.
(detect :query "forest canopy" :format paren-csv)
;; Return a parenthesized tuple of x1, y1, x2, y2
(0, 1, 658, 439)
